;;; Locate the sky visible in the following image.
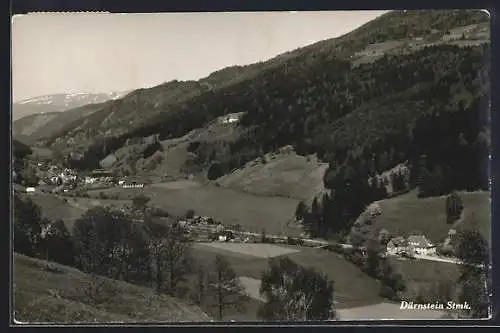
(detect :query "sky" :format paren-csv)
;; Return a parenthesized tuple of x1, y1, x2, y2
(12, 11, 387, 102)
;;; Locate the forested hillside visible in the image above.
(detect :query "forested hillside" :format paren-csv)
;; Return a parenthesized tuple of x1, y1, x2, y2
(45, 10, 488, 153)
(42, 10, 489, 238)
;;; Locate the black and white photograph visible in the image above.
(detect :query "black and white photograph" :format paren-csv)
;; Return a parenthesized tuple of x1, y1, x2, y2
(11, 9, 491, 323)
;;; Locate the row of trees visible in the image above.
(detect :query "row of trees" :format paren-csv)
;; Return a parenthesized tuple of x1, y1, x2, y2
(295, 168, 389, 239)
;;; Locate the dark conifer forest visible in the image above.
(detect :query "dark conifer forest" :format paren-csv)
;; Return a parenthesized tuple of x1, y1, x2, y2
(56, 11, 490, 238)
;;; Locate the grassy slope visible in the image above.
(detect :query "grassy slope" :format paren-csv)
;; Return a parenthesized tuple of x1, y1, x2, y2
(27, 193, 130, 232)
(217, 152, 328, 203)
(13, 112, 61, 139)
(13, 253, 210, 323)
(389, 257, 461, 300)
(370, 190, 490, 243)
(88, 182, 300, 236)
(192, 244, 383, 310)
(28, 194, 85, 231)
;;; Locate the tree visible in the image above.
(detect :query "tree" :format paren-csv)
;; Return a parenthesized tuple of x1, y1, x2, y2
(13, 194, 47, 257)
(185, 209, 195, 220)
(190, 261, 209, 306)
(455, 228, 490, 319)
(309, 197, 322, 237)
(132, 194, 150, 212)
(378, 258, 406, 300)
(72, 206, 137, 279)
(145, 222, 192, 295)
(445, 191, 464, 224)
(119, 221, 151, 284)
(364, 237, 383, 278)
(40, 219, 75, 266)
(21, 163, 39, 187)
(260, 228, 267, 243)
(209, 255, 248, 321)
(207, 161, 224, 180)
(258, 257, 336, 321)
(295, 200, 308, 221)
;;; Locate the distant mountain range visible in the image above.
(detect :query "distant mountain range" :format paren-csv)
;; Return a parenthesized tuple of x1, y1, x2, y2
(13, 92, 129, 121)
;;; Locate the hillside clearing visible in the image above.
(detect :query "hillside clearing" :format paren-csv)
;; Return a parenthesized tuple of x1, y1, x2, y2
(368, 190, 490, 243)
(217, 152, 328, 203)
(13, 253, 210, 323)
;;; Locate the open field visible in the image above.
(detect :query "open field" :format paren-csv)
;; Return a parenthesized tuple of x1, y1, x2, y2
(217, 152, 328, 203)
(192, 243, 383, 310)
(388, 257, 461, 301)
(13, 253, 210, 323)
(371, 190, 490, 243)
(26, 193, 130, 232)
(27, 194, 85, 231)
(28, 147, 55, 161)
(238, 277, 265, 302)
(88, 180, 301, 236)
(200, 242, 300, 259)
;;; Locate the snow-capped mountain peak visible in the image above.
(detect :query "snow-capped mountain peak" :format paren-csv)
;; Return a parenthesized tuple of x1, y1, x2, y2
(13, 91, 130, 120)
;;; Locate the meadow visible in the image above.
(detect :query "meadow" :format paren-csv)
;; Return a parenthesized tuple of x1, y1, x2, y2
(191, 243, 384, 310)
(372, 190, 490, 243)
(88, 180, 302, 236)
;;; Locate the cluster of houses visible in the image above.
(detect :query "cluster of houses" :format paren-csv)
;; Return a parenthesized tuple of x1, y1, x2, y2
(84, 170, 145, 189)
(20, 162, 79, 194)
(178, 215, 251, 243)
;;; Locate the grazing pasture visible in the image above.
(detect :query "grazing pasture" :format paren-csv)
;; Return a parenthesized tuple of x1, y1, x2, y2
(371, 190, 490, 243)
(191, 243, 383, 310)
(89, 180, 301, 236)
(199, 242, 300, 259)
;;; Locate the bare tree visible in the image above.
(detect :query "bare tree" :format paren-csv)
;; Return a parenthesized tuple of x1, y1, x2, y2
(190, 261, 209, 306)
(209, 255, 248, 321)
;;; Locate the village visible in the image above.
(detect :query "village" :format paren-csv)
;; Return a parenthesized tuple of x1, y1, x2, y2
(13, 157, 463, 267)
(13, 158, 145, 195)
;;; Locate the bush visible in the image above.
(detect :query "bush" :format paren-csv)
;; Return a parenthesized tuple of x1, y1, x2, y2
(98, 192, 108, 199)
(327, 244, 345, 254)
(185, 209, 195, 219)
(379, 284, 398, 300)
(445, 191, 464, 224)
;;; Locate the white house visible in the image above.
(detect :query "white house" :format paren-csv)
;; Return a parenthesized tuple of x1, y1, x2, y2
(122, 183, 144, 189)
(85, 176, 97, 184)
(407, 235, 437, 256)
(25, 187, 36, 193)
(386, 237, 407, 255)
(220, 112, 244, 124)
